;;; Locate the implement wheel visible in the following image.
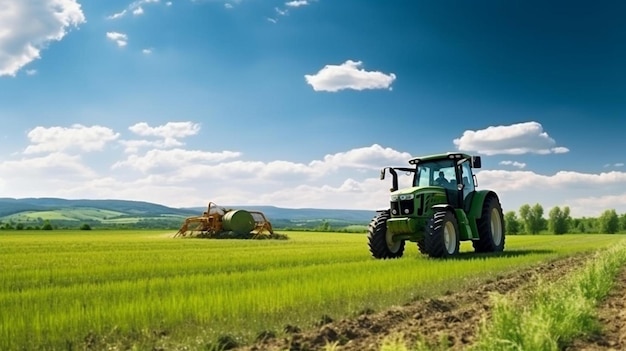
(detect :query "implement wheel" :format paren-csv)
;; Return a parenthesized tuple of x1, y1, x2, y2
(368, 211, 404, 259)
(473, 195, 506, 253)
(425, 209, 460, 258)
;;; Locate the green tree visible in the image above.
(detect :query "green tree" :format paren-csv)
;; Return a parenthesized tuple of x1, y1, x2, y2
(519, 203, 545, 234)
(42, 220, 53, 231)
(80, 223, 92, 230)
(15, 223, 24, 230)
(577, 220, 587, 233)
(548, 206, 571, 235)
(579, 217, 599, 233)
(620, 213, 626, 232)
(504, 211, 520, 235)
(599, 209, 619, 234)
(316, 220, 331, 232)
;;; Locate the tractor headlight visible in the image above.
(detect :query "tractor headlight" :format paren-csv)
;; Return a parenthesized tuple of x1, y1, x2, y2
(390, 194, 399, 201)
(399, 194, 414, 201)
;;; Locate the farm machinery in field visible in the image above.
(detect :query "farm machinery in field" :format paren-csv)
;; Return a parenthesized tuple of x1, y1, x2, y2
(369, 152, 505, 258)
(174, 202, 274, 238)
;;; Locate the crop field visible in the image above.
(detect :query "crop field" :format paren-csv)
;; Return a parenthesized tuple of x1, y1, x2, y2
(0, 230, 625, 350)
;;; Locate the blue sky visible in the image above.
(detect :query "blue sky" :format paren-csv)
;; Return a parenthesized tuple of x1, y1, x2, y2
(1, 0, 625, 217)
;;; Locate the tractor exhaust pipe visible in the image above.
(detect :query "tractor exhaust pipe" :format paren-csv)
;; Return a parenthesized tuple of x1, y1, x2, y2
(381, 167, 399, 192)
(381, 167, 416, 192)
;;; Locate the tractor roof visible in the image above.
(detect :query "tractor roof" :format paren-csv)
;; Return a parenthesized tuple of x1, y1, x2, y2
(408, 152, 473, 165)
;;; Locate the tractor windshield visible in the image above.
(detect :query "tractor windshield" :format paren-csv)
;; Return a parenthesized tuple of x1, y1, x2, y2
(414, 159, 456, 188)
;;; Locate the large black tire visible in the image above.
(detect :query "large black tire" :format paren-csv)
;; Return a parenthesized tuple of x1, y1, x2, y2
(368, 211, 405, 259)
(473, 195, 505, 253)
(424, 210, 460, 258)
(417, 239, 427, 254)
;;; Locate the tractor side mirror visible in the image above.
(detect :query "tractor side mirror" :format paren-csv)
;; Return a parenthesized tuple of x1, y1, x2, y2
(471, 156, 482, 169)
(380, 168, 386, 180)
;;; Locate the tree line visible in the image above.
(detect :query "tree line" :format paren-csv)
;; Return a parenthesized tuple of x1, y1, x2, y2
(505, 204, 626, 235)
(2, 205, 625, 234)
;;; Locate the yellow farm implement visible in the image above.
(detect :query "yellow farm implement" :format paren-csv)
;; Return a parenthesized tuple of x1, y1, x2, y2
(174, 202, 274, 238)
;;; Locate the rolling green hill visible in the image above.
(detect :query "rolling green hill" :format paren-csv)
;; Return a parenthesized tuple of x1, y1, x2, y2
(0, 198, 376, 230)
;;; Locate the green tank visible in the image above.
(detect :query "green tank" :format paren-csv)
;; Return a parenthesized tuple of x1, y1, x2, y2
(222, 210, 255, 235)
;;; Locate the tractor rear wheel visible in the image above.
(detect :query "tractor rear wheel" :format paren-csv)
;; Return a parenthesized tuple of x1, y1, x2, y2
(425, 210, 460, 258)
(368, 210, 405, 259)
(473, 195, 505, 253)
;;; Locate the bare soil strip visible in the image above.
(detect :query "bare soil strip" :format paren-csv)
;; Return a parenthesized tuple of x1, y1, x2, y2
(565, 267, 626, 351)
(237, 253, 591, 351)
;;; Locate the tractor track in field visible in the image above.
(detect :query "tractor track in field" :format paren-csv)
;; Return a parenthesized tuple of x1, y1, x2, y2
(565, 266, 626, 351)
(236, 253, 591, 351)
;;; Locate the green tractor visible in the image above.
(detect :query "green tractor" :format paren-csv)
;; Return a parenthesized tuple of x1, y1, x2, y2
(368, 152, 505, 259)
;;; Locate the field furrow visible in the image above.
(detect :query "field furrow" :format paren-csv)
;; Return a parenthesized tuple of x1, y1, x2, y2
(237, 253, 592, 351)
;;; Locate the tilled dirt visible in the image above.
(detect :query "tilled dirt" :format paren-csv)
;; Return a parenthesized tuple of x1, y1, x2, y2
(565, 267, 626, 351)
(236, 253, 592, 351)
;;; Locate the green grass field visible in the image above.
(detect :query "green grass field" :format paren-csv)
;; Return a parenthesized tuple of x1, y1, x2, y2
(0, 230, 624, 350)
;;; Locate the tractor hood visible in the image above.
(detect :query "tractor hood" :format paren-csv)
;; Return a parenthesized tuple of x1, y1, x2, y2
(389, 186, 447, 217)
(390, 186, 444, 200)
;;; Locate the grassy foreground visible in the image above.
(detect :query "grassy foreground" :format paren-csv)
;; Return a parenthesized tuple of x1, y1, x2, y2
(0, 231, 622, 350)
(472, 240, 626, 351)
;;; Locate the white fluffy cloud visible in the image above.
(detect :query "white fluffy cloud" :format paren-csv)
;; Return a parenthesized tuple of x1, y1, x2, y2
(107, 0, 161, 20)
(499, 160, 526, 169)
(120, 122, 200, 152)
(3, 121, 626, 217)
(24, 125, 120, 155)
(0, 153, 97, 198)
(112, 148, 242, 173)
(285, 0, 310, 7)
(477, 169, 626, 193)
(106, 32, 128, 47)
(0, 0, 85, 77)
(112, 144, 409, 182)
(129, 121, 200, 139)
(305, 60, 397, 92)
(476, 169, 626, 216)
(454, 121, 569, 155)
(310, 144, 412, 172)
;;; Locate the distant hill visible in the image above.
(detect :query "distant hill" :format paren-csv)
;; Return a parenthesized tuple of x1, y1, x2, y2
(0, 198, 198, 217)
(0, 198, 376, 229)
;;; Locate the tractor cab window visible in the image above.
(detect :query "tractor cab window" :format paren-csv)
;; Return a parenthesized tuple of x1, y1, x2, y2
(460, 161, 475, 199)
(415, 160, 456, 189)
(415, 167, 431, 187)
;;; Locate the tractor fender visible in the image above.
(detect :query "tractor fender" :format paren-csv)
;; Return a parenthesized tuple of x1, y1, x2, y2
(431, 204, 455, 213)
(468, 190, 497, 219)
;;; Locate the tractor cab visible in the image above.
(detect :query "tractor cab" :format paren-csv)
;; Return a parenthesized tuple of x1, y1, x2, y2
(370, 152, 504, 259)
(381, 153, 481, 212)
(409, 153, 481, 210)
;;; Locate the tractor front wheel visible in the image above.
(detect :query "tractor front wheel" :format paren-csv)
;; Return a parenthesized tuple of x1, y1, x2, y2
(425, 210, 460, 258)
(417, 239, 427, 254)
(368, 211, 405, 259)
(473, 195, 506, 253)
